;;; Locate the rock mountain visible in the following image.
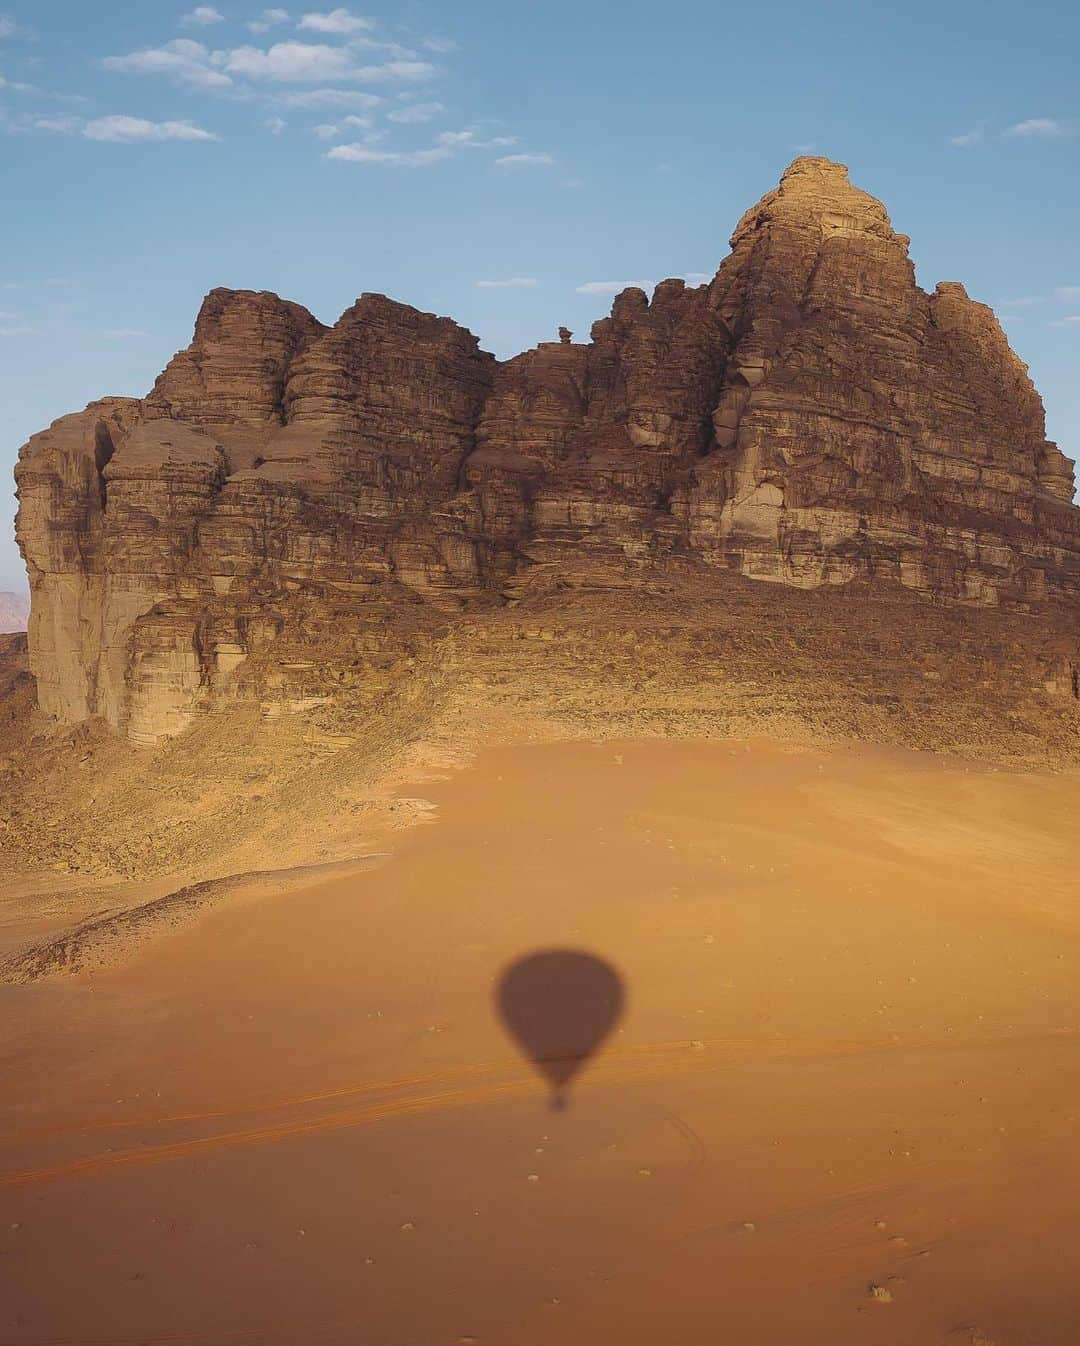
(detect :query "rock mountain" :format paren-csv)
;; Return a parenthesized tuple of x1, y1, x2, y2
(0, 591, 29, 635)
(15, 157, 1079, 743)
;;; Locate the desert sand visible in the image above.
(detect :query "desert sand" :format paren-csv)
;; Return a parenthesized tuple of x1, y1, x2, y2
(2, 738, 1080, 1345)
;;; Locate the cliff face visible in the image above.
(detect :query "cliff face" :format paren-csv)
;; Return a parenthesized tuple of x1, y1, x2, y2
(15, 157, 1079, 742)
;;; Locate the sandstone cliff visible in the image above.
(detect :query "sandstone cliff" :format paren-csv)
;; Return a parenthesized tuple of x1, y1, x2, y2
(15, 157, 1079, 743)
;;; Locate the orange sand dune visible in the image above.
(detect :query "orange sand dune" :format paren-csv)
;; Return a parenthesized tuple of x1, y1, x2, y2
(2, 740, 1079, 1345)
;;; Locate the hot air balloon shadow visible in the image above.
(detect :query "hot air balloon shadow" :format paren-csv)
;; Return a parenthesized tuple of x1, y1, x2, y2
(495, 950, 626, 1110)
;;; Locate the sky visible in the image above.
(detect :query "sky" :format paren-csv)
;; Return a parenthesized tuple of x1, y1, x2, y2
(1, 0, 1078, 593)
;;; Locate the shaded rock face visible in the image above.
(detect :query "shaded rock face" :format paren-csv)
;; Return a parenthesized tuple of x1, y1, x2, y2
(15, 157, 1079, 741)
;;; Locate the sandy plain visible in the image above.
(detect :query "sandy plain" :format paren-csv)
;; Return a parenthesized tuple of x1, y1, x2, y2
(2, 738, 1079, 1345)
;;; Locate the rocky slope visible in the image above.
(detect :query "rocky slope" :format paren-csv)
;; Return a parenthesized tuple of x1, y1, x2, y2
(14, 157, 1079, 744)
(0, 591, 29, 634)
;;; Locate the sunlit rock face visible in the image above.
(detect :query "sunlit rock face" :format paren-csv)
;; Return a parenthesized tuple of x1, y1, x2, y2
(15, 157, 1079, 741)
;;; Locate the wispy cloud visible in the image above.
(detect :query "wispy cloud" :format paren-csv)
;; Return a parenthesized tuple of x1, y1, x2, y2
(181, 5, 225, 25)
(387, 100, 444, 124)
(327, 142, 448, 165)
(328, 126, 518, 167)
(84, 115, 218, 142)
(103, 328, 148, 338)
(297, 8, 373, 34)
(949, 129, 982, 148)
(103, 39, 234, 91)
(1054, 285, 1080, 302)
(575, 273, 709, 296)
(1006, 117, 1069, 137)
(278, 87, 382, 108)
(103, 37, 435, 89)
(0, 17, 16, 39)
(221, 43, 434, 83)
(476, 277, 538, 289)
(494, 152, 555, 169)
(1001, 296, 1043, 307)
(576, 279, 654, 295)
(438, 129, 516, 149)
(248, 8, 290, 33)
(423, 35, 458, 53)
(265, 114, 286, 134)
(1050, 315, 1080, 327)
(0, 326, 37, 337)
(33, 115, 81, 133)
(1, 72, 86, 102)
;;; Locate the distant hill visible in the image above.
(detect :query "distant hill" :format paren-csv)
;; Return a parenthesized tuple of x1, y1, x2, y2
(0, 590, 29, 633)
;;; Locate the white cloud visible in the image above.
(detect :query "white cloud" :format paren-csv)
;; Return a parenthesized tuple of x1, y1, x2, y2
(104, 36, 433, 90)
(387, 100, 444, 124)
(84, 115, 219, 142)
(352, 59, 434, 82)
(950, 129, 982, 148)
(576, 280, 653, 295)
(219, 42, 434, 83)
(0, 308, 14, 318)
(327, 142, 451, 166)
(436, 129, 516, 149)
(181, 5, 225, 25)
(423, 35, 458, 53)
(1002, 296, 1043, 307)
(313, 121, 340, 138)
(1054, 286, 1080, 302)
(266, 114, 287, 133)
(476, 277, 538, 289)
(0, 74, 88, 103)
(0, 326, 36, 336)
(1050, 315, 1080, 327)
(494, 152, 555, 169)
(220, 40, 356, 80)
(329, 127, 528, 168)
(277, 87, 381, 108)
(248, 8, 290, 33)
(33, 115, 81, 133)
(103, 39, 234, 91)
(297, 8, 373, 34)
(103, 328, 148, 338)
(0, 17, 16, 39)
(1006, 117, 1068, 137)
(576, 272, 709, 296)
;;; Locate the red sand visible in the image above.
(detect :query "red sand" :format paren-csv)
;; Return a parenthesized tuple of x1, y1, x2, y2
(2, 739, 1079, 1344)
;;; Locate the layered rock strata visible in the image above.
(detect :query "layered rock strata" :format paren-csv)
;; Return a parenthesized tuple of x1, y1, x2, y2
(15, 157, 1079, 741)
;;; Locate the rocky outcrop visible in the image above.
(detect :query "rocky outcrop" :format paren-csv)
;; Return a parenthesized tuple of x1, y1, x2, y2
(0, 592, 28, 634)
(15, 157, 1079, 741)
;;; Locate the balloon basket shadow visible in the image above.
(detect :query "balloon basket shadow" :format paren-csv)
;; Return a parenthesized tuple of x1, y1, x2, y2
(549, 1091, 569, 1112)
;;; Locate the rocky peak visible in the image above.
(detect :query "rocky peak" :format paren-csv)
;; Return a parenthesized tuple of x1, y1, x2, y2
(146, 288, 327, 434)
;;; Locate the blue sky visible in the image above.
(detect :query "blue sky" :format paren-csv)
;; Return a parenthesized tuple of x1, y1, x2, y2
(1, 0, 1078, 592)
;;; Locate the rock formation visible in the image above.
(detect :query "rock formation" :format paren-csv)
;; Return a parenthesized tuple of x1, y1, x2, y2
(0, 591, 29, 634)
(15, 157, 1079, 742)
